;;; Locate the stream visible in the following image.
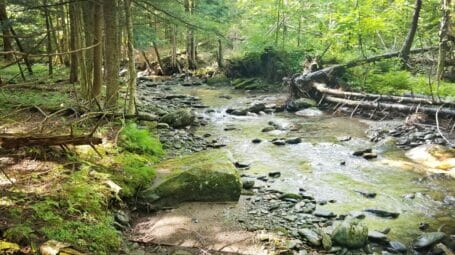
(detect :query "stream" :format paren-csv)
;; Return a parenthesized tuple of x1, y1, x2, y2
(135, 81, 455, 253)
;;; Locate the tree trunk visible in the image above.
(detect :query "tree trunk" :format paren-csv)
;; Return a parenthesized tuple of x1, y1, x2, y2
(69, 2, 78, 83)
(82, 0, 95, 97)
(436, 0, 451, 85)
(124, 0, 136, 114)
(43, 0, 53, 76)
(152, 41, 165, 75)
(0, 134, 102, 149)
(171, 24, 177, 70)
(104, 0, 120, 108)
(0, 0, 13, 61)
(217, 38, 223, 68)
(184, 0, 197, 70)
(91, 1, 103, 100)
(399, 0, 422, 65)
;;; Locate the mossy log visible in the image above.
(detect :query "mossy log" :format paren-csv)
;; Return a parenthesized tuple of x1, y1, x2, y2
(0, 134, 102, 149)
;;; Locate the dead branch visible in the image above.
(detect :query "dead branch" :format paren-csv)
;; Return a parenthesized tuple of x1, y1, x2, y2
(0, 134, 102, 149)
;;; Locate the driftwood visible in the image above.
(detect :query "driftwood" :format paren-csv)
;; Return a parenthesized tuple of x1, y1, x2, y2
(0, 134, 102, 149)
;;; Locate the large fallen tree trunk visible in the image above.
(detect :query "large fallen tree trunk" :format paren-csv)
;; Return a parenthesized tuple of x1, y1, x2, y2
(288, 46, 455, 118)
(0, 134, 102, 149)
(324, 96, 455, 117)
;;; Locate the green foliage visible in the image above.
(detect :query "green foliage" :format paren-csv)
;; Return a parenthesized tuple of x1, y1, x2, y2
(3, 224, 36, 244)
(0, 90, 72, 112)
(41, 217, 120, 254)
(119, 122, 164, 156)
(112, 152, 157, 197)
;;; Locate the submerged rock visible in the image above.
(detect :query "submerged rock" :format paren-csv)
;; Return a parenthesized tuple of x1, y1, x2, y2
(295, 108, 324, 117)
(363, 209, 399, 219)
(160, 109, 195, 128)
(332, 218, 368, 248)
(368, 230, 388, 242)
(299, 228, 321, 246)
(413, 232, 446, 250)
(139, 150, 242, 208)
(287, 98, 317, 112)
(388, 241, 407, 253)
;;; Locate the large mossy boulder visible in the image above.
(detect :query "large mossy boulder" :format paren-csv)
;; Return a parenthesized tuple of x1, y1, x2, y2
(139, 150, 242, 208)
(160, 109, 195, 129)
(332, 218, 368, 248)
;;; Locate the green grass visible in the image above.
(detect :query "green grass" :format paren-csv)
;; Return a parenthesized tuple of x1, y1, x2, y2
(119, 122, 164, 156)
(0, 90, 72, 111)
(1, 61, 69, 84)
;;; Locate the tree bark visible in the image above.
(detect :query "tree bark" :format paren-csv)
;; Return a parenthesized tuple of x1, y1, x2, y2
(69, 1, 78, 83)
(399, 0, 422, 65)
(124, 0, 136, 114)
(217, 38, 223, 68)
(0, 134, 102, 149)
(104, 0, 120, 108)
(43, 0, 53, 75)
(0, 0, 13, 61)
(436, 0, 451, 83)
(91, 1, 103, 100)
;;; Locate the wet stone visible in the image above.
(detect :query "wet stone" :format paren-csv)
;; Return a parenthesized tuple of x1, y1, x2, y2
(368, 230, 388, 242)
(313, 208, 336, 218)
(388, 241, 407, 253)
(268, 171, 281, 178)
(413, 232, 446, 250)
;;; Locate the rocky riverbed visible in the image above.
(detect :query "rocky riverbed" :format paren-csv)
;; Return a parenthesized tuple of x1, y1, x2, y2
(129, 76, 455, 255)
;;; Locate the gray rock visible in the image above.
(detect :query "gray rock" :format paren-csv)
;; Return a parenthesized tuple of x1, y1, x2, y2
(287, 98, 317, 112)
(286, 137, 302, 144)
(332, 218, 368, 248)
(314, 208, 336, 218)
(389, 241, 407, 253)
(262, 127, 275, 132)
(272, 140, 286, 146)
(355, 190, 377, 198)
(252, 138, 262, 144)
(157, 123, 170, 129)
(363, 209, 399, 219)
(299, 228, 321, 246)
(348, 211, 366, 219)
(368, 230, 388, 242)
(413, 232, 446, 250)
(160, 109, 195, 128)
(268, 171, 281, 178)
(242, 180, 255, 189)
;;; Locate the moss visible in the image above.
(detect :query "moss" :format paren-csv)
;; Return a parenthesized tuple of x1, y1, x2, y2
(119, 122, 164, 156)
(0, 90, 72, 112)
(112, 152, 157, 197)
(0, 240, 21, 253)
(140, 150, 242, 207)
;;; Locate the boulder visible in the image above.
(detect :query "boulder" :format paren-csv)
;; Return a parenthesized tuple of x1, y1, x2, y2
(287, 98, 317, 112)
(332, 218, 368, 249)
(406, 144, 455, 171)
(413, 232, 446, 250)
(160, 109, 195, 128)
(139, 150, 242, 208)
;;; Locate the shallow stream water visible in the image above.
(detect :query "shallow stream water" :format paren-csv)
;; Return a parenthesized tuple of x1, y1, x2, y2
(174, 84, 455, 244)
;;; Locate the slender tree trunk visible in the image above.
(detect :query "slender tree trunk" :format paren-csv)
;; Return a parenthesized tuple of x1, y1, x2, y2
(82, 1, 95, 96)
(400, 0, 422, 65)
(124, 0, 136, 114)
(152, 41, 165, 75)
(69, 2, 78, 83)
(9, 26, 33, 75)
(75, 2, 88, 94)
(184, 0, 197, 70)
(104, 0, 120, 108)
(217, 38, 223, 68)
(59, 0, 70, 66)
(91, 1, 103, 100)
(43, 0, 53, 75)
(275, 0, 281, 46)
(0, 0, 13, 61)
(171, 24, 177, 70)
(297, 15, 302, 47)
(436, 0, 451, 98)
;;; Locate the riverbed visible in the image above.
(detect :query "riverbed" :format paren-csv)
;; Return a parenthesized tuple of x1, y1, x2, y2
(133, 82, 455, 254)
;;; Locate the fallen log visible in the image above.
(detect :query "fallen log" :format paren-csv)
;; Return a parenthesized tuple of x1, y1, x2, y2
(324, 96, 455, 117)
(313, 83, 455, 107)
(0, 134, 102, 149)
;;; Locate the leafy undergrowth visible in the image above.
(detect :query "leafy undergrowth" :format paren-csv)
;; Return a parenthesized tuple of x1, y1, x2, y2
(0, 61, 69, 84)
(0, 90, 73, 113)
(346, 58, 455, 100)
(0, 122, 164, 254)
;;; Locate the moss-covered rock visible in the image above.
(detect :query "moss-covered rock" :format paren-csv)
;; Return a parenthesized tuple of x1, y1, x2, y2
(286, 98, 317, 112)
(160, 109, 195, 129)
(332, 218, 368, 248)
(139, 150, 242, 208)
(0, 240, 20, 254)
